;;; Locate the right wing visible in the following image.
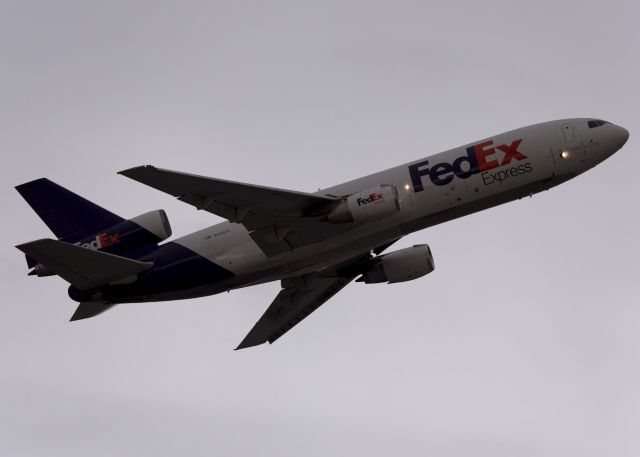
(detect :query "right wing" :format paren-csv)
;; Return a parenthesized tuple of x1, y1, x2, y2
(236, 274, 356, 349)
(235, 240, 399, 349)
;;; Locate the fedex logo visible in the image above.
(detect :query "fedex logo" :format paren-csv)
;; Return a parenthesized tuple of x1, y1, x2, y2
(74, 233, 121, 250)
(357, 192, 384, 206)
(409, 139, 528, 191)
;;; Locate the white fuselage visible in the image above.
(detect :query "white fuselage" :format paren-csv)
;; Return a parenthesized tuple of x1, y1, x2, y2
(148, 118, 627, 300)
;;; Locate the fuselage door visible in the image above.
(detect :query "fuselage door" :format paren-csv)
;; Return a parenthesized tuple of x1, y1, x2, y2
(562, 123, 575, 143)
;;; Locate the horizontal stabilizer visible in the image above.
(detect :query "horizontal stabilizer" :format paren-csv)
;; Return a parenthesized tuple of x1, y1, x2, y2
(70, 302, 118, 321)
(16, 239, 153, 291)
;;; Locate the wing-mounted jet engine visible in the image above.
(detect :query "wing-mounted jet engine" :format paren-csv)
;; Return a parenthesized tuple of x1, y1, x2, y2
(326, 184, 400, 223)
(357, 244, 435, 284)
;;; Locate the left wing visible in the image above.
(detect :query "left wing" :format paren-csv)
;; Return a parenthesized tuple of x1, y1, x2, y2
(235, 240, 398, 349)
(119, 165, 351, 256)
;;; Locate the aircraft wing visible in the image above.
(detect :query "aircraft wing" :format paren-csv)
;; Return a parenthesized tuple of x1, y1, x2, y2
(236, 274, 356, 349)
(119, 165, 351, 256)
(235, 240, 398, 349)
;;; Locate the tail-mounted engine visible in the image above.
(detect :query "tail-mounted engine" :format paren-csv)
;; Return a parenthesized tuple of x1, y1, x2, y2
(357, 244, 435, 284)
(70, 209, 172, 253)
(29, 210, 172, 277)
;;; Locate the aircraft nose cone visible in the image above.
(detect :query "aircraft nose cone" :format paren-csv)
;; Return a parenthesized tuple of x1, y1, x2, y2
(617, 125, 630, 148)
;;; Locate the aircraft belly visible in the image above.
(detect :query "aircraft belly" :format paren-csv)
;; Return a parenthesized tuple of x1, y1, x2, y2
(15, 117, 629, 339)
(94, 241, 236, 302)
(104, 122, 580, 303)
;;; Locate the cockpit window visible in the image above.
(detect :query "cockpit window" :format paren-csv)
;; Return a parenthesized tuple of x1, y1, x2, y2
(588, 119, 610, 128)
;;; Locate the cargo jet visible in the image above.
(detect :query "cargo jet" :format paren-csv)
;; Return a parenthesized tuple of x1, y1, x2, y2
(15, 118, 629, 349)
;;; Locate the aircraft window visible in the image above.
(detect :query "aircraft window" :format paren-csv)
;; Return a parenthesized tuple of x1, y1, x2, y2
(588, 119, 610, 129)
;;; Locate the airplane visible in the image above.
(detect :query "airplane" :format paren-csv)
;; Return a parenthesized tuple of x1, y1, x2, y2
(15, 118, 629, 349)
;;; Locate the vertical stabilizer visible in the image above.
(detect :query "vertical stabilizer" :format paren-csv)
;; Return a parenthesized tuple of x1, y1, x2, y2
(15, 178, 124, 242)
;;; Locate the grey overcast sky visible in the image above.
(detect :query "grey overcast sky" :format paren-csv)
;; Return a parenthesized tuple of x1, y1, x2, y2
(1, 1, 638, 456)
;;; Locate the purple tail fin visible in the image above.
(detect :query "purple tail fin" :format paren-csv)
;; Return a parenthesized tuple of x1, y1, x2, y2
(16, 178, 125, 269)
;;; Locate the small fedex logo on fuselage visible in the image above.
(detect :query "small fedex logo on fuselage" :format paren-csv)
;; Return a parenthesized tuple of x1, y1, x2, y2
(409, 139, 529, 192)
(357, 192, 384, 206)
(74, 233, 121, 250)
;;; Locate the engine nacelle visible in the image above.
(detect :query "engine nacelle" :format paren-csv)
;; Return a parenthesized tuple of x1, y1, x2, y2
(327, 185, 400, 223)
(71, 209, 172, 253)
(359, 244, 435, 284)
